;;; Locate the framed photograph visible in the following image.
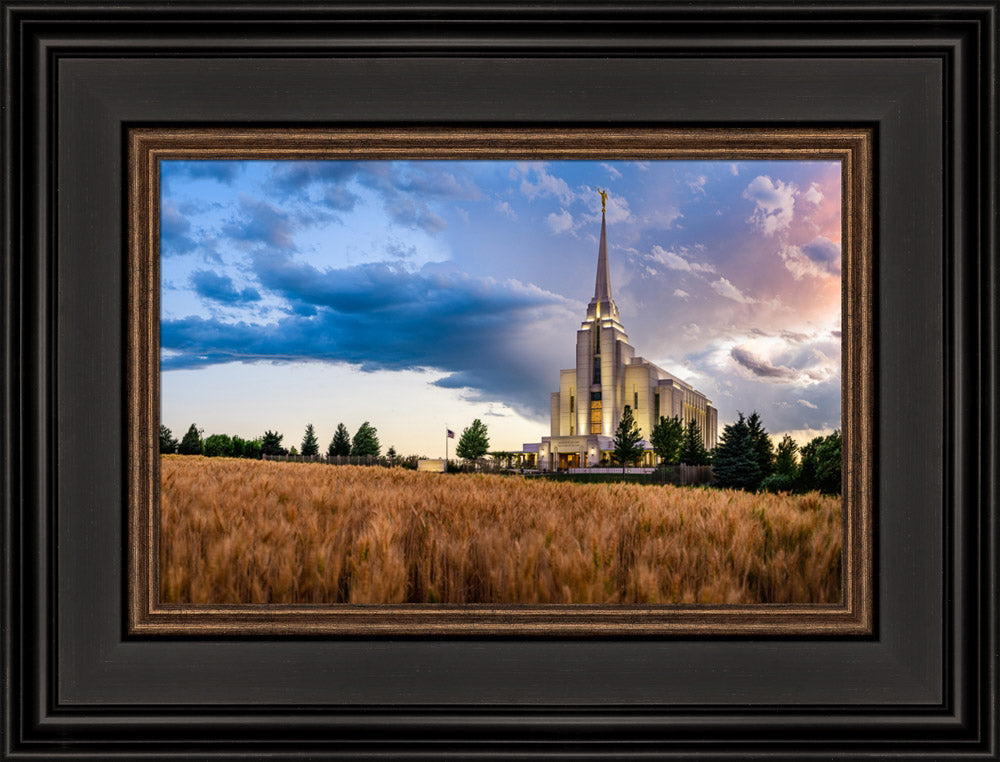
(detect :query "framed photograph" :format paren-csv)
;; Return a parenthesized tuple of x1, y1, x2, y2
(3, 1, 996, 760)
(128, 127, 872, 636)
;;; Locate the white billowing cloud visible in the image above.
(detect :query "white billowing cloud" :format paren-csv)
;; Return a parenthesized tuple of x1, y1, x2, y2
(797, 399, 818, 409)
(649, 245, 715, 274)
(711, 276, 754, 304)
(803, 182, 824, 205)
(601, 162, 623, 180)
(729, 163, 740, 176)
(546, 208, 574, 234)
(673, 289, 690, 298)
(779, 235, 841, 279)
(744, 175, 797, 236)
(517, 164, 577, 205)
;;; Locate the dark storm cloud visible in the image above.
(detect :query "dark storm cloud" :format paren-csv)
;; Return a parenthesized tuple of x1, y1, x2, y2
(268, 161, 480, 234)
(162, 161, 242, 186)
(161, 255, 570, 418)
(190, 269, 261, 304)
(730, 347, 799, 380)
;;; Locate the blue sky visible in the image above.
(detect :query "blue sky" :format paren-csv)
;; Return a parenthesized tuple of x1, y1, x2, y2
(160, 159, 842, 457)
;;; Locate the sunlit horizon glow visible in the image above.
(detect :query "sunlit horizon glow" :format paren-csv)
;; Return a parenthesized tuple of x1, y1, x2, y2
(160, 159, 842, 458)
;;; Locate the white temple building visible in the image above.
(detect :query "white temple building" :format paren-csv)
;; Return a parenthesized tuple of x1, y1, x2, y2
(534, 202, 717, 471)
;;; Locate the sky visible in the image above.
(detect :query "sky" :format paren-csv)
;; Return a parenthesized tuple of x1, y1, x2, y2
(160, 158, 842, 458)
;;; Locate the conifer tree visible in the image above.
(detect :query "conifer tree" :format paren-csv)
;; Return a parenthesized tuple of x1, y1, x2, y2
(611, 405, 644, 473)
(774, 434, 799, 477)
(456, 419, 490, 461)
(260, 430, 286, 456)
(649, 415, 684, 465)
(301, 423, 319, 456)
(678, 418, 711, 466)
(178, 423, 203, 455)
(328, 423, 352, 456)
(711, 413, 761, 491)
(351, 421, 380, 457)
(746, 410, 775, 478)
(159, 425, 178, 454)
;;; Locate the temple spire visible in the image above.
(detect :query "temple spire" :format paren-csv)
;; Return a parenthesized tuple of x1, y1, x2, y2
(593, 210, 611, 301)
(585, 191, 620, 323)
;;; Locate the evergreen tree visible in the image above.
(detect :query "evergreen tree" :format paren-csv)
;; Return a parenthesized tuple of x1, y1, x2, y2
(386, 446, 397, 464)
(649, 415, 684, 465)
(760, 433, 800, 493)
(774, 434, 799, 477)
(159, 425, 178, 454)
(679, 418, 711, 466)
(712, 413, 762, 491)
(301, 423, 319, 456)
(799, 430, 842, 494)
(456, 418, 490, 461)
(611, 405, 644, 473)
(746, 411, 775, 478)
(328, 423, 351, 456)
(230, 435, 248, 458)
(260, 430, 286, 456)
(351, 421, 380, 457)
(203, 433, 233, 457)
(178, 423, 203, 455)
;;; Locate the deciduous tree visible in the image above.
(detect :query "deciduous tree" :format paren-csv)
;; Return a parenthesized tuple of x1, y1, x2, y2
(351, 422, 381, 457)
(456, 419, 490, 461)
(650, 415, 683, 465)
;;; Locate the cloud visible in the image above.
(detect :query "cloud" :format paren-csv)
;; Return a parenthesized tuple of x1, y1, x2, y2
(803, 183, 824, 205)
(162, 255, 576, 418)
(780, 236, 841, 279)
(160, 200, 199, 256)
(673, 289, 690, 298)
(711, 277, 754, 304)
(649, 245, 715, 274)
(495, 200, 517, 220)
(601, 163, 623, 180)
(546, 209, 574, 234)
(729, 163, 740, 176)
(516, 164, 577, 205)
(730, 347, 798, 380)
(190, 269, 261, 304)
(687, 175, 707, 194)
(161, 160, 242, 188)
(744, 175, 797, 236)
(222, 196, 297, 250)
(797, 399, 818, 409)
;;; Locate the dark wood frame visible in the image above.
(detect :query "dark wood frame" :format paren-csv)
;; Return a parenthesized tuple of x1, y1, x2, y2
(3, 1, 996, 759)
(127, 126, 873, 636)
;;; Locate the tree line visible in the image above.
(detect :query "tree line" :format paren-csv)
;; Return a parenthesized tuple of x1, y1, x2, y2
(160, 421, 390, 459)
(611, 405, 841, 495)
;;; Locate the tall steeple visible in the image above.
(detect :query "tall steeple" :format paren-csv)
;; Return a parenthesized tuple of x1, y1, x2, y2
(586, 207, 620, 323)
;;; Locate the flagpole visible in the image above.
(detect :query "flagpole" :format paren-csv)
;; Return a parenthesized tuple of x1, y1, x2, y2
(445, 424, 448, 471)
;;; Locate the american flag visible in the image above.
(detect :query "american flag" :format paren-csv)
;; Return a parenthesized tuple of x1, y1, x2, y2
(447, 429, 455, 439)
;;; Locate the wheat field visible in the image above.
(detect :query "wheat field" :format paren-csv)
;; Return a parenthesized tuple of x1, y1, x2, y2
(160, 455, 842, 605)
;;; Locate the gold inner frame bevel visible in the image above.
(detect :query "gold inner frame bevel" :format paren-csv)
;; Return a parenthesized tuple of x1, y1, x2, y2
(127, 127, 873, 636)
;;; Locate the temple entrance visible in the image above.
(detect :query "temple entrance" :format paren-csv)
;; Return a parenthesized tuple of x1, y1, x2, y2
(558, 453, 580, 470)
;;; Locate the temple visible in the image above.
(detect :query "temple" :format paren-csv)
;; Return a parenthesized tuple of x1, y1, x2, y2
(534, 202, 717, 471)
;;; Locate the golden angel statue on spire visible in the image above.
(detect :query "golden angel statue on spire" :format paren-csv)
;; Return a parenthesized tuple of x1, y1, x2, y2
(594, 186, 608, 214)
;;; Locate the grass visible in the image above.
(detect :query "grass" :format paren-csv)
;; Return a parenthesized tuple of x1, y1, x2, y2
(160, 455, 842, 605)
